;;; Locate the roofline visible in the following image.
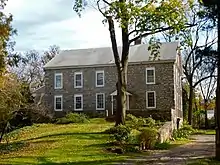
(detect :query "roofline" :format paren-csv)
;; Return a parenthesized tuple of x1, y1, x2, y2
(44, 59, 175, 70)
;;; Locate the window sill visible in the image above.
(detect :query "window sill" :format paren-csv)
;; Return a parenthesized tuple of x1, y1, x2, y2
(54, 109, 63, 111)
(96, 85, 104, 87)
(74, 86, 83, 89)
(146, 83, 155, 85)
(74, 109, 83, 111)
(96, 109, 105, 111)
(54, 87, 63, 89)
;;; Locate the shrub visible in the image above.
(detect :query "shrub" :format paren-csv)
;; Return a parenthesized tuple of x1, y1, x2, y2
(138, 127, 158, 150)
(56, 117, 72, 124)
(172, 122, 195, 140)
(154, 141, 171, 150)
(145, 117, 156, 128)
(56, 113, 89, 124)
(126, 114, 152, 129)
(106, 125, 131, 144)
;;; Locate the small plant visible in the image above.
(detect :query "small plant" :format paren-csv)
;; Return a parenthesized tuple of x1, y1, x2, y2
(138, 127, 158, 150)
(106, 125, 131, 145)
(145, 117, 156, 128)
(154, 141, 171, 150)
(172, 122, 195, 140)
(56, 113, 89, 124)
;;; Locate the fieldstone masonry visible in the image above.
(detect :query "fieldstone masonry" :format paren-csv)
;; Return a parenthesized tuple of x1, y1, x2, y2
(44, 59, 183, 121)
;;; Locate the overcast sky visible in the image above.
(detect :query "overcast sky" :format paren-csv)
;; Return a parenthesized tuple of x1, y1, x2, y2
(4, 0, 122, 52)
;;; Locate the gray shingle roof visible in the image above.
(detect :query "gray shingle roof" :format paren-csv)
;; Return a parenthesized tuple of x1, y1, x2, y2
(44, 42, 179, 68)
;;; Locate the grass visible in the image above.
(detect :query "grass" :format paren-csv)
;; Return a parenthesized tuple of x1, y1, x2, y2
(193, 129, 215, 135)
(154, 138, 191, 150)
(0, 118, 130, 165)
(187, 158, 220, 165)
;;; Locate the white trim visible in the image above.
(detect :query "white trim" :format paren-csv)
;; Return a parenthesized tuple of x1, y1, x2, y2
(111, 95, 114, 115)
(96, 93, 105, 110)
(146, 91, 156, 109)
(146, 67, 155, 84)
(54, 73, 63, 89)
(74, 72, 83, 88)
(127, 95, 130, 110)
(95, 70, 105, 87)
(54, 95, 63, 111)
(74, 94, 83, 111)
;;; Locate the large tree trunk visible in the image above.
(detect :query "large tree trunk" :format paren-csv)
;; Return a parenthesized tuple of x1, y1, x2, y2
(107, 16, 129, 126)
(204, 99, 209, 129)
(0, 122, 7, 143)
(188, 84, 194, 125)
(115, 71, 127, 126)
(216, 0, 220, 160)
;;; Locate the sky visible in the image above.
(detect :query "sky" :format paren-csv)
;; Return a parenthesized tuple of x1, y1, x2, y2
(4, 0, 122, 52)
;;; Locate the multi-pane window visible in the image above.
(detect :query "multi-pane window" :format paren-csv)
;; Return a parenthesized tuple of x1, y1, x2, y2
(74, 94, 83, 110)
(146, 91, 156, 108)
(54, 73, 63, 89)
(54, 95, 63, 111)
(74, 72, 83, 88)
(96, 93, 105, 110)
(146, 68, 155, 84)
(96, 71, 104, 87)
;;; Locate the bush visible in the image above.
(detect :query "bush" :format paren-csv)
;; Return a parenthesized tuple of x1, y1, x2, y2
(126, 114, 153, 130)
(154, 141, 171, 150)
(138, 127, 158, 150)
(56, 113, 89, 124)
(172, 122, 195, 140)
(145, 117, 156, 128)
(106, 125, 131, 144)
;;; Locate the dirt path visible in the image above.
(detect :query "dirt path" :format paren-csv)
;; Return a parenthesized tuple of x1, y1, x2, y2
(118, 135, 215, 165)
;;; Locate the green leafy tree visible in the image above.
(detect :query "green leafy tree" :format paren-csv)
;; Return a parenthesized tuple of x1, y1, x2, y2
(162, 3, 217, 125)
(0, 0, 16, 75)
(73, 0, 194, 125)
(201, 0, 220, 160)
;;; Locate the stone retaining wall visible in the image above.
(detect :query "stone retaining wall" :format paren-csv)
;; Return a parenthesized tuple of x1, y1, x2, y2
(158, 121, 173, 143)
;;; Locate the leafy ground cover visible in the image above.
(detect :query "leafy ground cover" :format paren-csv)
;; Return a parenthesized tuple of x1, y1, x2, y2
(0, 118, 130, 165)
(188, 158, 220, 165)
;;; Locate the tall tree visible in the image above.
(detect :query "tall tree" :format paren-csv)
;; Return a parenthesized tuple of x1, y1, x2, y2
(0, 0, 16, 75)
(201, 0, 219, 160)
(73, 0, 194, 125)
(11, 45, 60, 90)
(198, 75, 216, 128)
(42, 45, 60, 65)
(163, 3, 217, 125)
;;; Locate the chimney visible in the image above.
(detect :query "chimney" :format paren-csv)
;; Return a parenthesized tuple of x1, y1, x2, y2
(134, 38, 142, 45)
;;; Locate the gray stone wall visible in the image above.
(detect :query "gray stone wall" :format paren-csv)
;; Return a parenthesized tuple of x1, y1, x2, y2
(44, 61, 176, 120)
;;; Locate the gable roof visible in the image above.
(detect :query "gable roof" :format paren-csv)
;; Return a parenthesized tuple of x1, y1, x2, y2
(44, 42, 179, 69)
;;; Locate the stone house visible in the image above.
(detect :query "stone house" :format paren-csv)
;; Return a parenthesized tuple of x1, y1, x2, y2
(43, 42, 183, 121)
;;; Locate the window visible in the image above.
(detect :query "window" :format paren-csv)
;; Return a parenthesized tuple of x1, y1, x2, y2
(96, 70, 104, 87)
(74, 94, 83, 110)
(54, 73, 63, 89)
(96, 93, 105, 110)
(74, 72, 83, 88)
(146, 91, 156, 108)
(146, 67, 155, 84)
(54, 95, 63, 111)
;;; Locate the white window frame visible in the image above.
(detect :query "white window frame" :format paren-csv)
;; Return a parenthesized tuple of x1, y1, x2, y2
(146, 91, 156, 109)
(146, 67, 155, 84)
(54, 73, 63, 89)
(96, 93, 105, 110)
(74, 72, 83, 88)
(74, 94, 83, 111)
(96, 70, 105, 87)
(54, 95, 63, 111)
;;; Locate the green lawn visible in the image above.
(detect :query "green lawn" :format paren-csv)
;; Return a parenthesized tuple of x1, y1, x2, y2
(0, 118, 129, 165)
(188, 158, 220, 165)
(193, 129, 215, 135)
